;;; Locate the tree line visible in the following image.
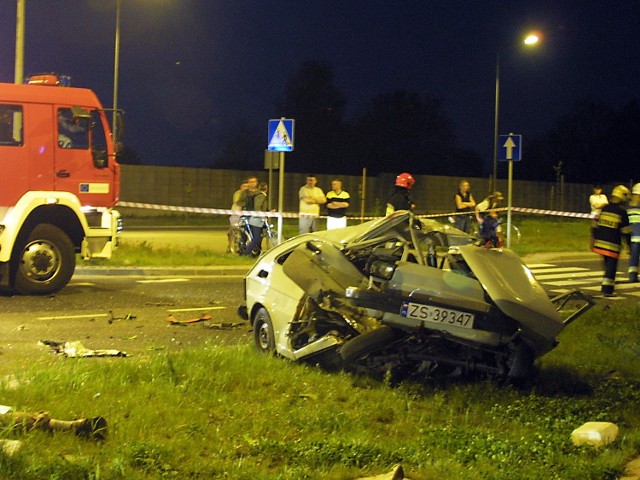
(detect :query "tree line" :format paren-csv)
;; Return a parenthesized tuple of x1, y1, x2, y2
(120, 61, 639, 185)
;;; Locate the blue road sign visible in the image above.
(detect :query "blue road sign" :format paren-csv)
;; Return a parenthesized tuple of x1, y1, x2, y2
(268, 118, 295, 152)
(498, 134, 522, 161)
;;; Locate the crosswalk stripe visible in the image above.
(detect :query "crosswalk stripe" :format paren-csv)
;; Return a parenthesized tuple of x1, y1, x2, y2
(526, 262, 640, 299)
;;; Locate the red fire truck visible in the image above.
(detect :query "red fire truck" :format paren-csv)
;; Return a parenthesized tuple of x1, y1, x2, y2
(0, 74, 121, 294)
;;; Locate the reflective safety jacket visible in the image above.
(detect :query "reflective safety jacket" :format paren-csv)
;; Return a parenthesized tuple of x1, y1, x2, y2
(592, 202, 631, 258)
(628, 204, 640, 243)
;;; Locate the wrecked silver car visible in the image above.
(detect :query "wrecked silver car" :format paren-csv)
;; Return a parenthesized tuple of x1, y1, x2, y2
(239, 211, 593, 382)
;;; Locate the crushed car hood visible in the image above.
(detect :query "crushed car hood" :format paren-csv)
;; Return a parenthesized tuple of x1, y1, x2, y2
(457, 244, 564, 352)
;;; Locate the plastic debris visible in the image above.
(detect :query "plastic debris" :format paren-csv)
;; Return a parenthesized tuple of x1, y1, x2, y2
(0, 405, 107, 440)
(39, 340, 127, 358)
(203, 321, 245, 330)
(0, 439, 22, 456)
(166, 313, 212, 325)
(108, 310, 137, 324)
(356, 464, 410, 480)
(571, 421, 619, 447)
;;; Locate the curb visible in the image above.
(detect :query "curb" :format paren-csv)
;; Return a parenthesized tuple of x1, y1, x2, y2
(74, 266, 250, 277)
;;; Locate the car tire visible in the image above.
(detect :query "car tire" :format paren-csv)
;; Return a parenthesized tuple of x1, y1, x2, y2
(253, 307, 275, 354)
(339, 326, 396, 363)
(11, 224, 75, 295)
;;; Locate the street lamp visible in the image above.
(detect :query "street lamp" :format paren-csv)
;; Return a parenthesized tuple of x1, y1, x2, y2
(491, 32, 540, 192)
(112, 0, 122, 146)
(14, 0, 25, 84)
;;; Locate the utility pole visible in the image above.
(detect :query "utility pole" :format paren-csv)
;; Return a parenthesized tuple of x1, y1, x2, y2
(14, 0, 25, 84)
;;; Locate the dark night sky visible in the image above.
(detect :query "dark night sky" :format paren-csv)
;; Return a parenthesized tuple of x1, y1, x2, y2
(1, 0, 639, 171)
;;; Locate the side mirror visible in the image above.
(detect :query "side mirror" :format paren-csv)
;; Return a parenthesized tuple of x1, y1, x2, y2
(93, 149, 108, 169)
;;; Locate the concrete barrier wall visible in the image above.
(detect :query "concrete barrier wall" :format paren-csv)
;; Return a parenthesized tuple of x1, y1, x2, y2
(119, 165, 594, 218)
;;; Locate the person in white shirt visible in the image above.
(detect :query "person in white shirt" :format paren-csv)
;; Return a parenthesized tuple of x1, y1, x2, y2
(298, 175, 326, 234)
(325, 179, 350, 230)
(589, 184, 608, 248)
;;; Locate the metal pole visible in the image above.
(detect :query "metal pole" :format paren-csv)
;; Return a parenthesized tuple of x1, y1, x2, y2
(506, 160, 513, 248)
(277, 151, 285, 243)
(112, 0, 121, 144)
(360, 167, 367, 223)
(491, 51, 500, 193)
(14, 0, 25, 84)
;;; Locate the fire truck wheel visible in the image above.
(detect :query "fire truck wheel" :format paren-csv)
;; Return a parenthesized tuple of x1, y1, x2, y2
(12, 224, 76, 295)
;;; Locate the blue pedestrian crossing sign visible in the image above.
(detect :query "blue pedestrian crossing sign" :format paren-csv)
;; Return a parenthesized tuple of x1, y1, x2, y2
(498, 134, 522, 161)
(268, 118, 295, 152)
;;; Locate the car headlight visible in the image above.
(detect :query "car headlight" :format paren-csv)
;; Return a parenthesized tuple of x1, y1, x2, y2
(368, 259, 396, 280)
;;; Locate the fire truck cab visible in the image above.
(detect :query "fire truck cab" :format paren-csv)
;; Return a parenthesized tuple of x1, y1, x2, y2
(0, 75, 121, 294)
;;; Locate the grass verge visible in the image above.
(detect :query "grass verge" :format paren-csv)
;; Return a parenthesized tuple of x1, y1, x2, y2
(1, 302, 639, 479)
(86, 215, 593, 267)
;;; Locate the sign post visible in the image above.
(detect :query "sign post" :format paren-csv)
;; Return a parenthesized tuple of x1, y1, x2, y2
(498, 133, 522, 248)
(267, 118, 295, 243)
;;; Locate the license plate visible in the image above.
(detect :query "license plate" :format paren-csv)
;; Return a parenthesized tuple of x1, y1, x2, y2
(400, 301, 474, 329)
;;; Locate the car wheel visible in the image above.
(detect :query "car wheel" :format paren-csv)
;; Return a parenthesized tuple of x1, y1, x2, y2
(253, 307, 275, 354)
(340, 326, 396, 363)
(11, 224, 75, 295)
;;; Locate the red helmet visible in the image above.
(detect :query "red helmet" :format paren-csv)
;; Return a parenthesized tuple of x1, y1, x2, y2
(395, 172, 415, 190)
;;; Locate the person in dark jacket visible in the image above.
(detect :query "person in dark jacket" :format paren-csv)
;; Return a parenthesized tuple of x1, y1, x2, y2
(592, 185, 631, 296)
(386, 172, 416, 215)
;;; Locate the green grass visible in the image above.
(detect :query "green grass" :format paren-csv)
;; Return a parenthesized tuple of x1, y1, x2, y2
(1, 303, 639, 478)
(87, 214, 593, 267)
(510, 215, 592, 255)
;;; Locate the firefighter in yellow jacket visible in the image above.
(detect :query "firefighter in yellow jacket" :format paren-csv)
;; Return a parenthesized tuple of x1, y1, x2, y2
(592, 185, 631, 296)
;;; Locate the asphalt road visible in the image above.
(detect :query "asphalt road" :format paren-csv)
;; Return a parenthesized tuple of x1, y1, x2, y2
(0, 275, 251, 375)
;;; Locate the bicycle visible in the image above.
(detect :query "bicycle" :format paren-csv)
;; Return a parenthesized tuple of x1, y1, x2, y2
(228, 216, 278, 256)
(472, 219, 520, 248)
(450, 214, 521, 247)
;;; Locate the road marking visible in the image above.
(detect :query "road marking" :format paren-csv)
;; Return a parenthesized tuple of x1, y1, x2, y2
(37, 314, 109, 320)
(530, 267, 588, 274)
(137, 278, 191, 284)
(535, 263, 640, 299)
(534, 271, 599, 280)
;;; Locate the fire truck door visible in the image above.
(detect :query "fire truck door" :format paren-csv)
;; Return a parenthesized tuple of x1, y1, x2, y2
(54, 107, 115, 208)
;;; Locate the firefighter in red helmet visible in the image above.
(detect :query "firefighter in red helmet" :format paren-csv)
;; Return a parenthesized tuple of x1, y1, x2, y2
(386, 172, 416, 215)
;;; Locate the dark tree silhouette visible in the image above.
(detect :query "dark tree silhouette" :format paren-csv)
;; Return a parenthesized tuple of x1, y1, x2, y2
(527, 99, 640, 184)
(346, 90, 459, 175)
(215, 121, 264, 169)
(274, 61, 347, 173)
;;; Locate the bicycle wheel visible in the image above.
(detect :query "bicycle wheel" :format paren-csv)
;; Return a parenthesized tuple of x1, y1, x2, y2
(262, 228, 278, 251)
(228, 227, 244, 255)
(506, 224, 521, 247)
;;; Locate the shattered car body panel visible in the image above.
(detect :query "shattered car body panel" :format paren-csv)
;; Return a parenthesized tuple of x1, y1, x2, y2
(241, 211, 593, 381)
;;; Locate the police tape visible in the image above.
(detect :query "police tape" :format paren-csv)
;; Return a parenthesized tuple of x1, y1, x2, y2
(116, 201, 594, 221)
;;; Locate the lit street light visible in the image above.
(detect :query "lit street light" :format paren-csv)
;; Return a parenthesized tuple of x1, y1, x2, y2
(491, 32, 541, 192)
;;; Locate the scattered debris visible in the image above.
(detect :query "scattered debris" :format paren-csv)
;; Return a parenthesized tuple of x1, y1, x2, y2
(355, 464, 410, 480)
(571, 422, 619, 447)
(1, 374, 22, 390)
(166, 313, 211, 325)
(39, 340, 127, 358)
(0, 439, 22, 456)
(108, 310, 137, 324)
(0, 405, 107, 440)
(202, 321, 245, 330)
